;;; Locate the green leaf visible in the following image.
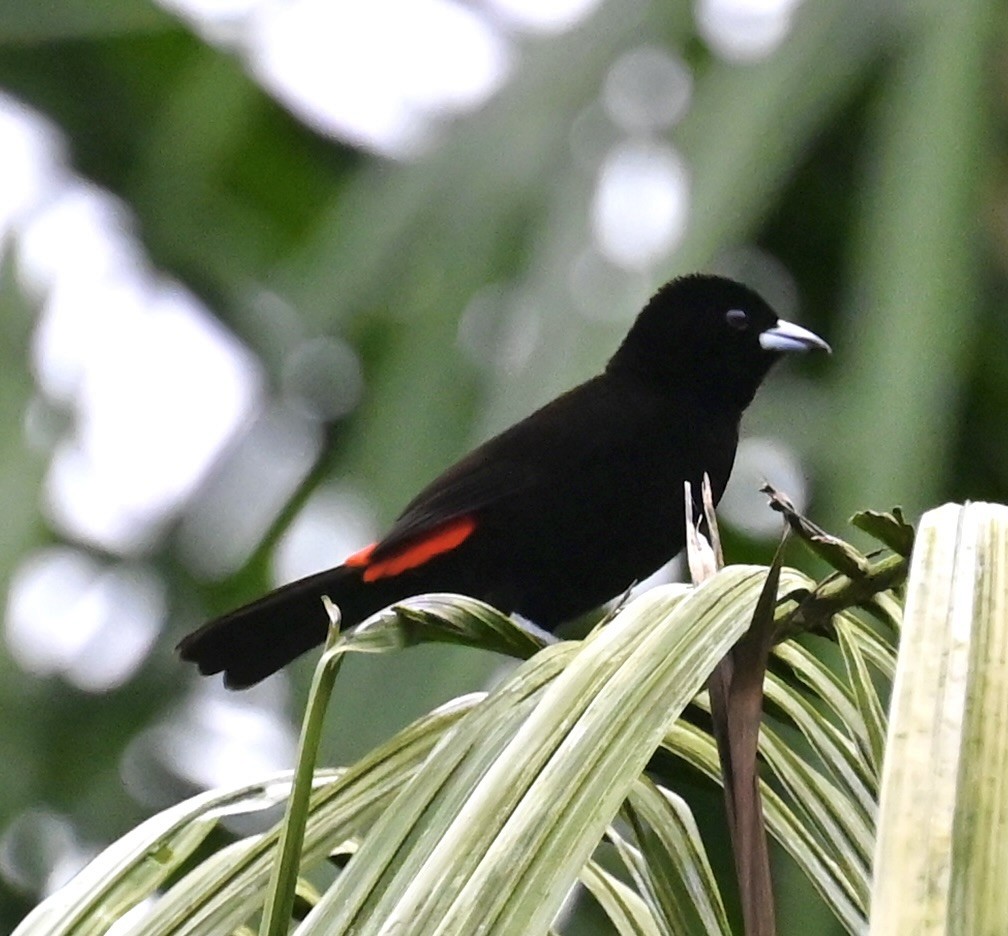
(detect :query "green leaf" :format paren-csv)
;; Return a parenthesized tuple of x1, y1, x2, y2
(870, 502, 1008, 934)
(297, 567, 775, 935)
(763, 671, 876, 821)
(0, 0, 171, 41)
(623, 779, 731, 936)
(580, 858, 665, 936)
(261, 603, 345, 936)
(93, 697, 480, 936)
(295, 639, 581, 933)
(850, 509, 915, 557)
(835, 618, 887, 777)
(662, 720, 868, 933)
(12, 773, 314, 936)
(345, 592, 552, 660)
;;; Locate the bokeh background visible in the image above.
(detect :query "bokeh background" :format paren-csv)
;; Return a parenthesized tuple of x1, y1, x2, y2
(0, 0, 1004, 931)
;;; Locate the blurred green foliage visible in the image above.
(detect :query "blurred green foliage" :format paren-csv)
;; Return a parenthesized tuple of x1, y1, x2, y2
(0, 0, 1005, 931)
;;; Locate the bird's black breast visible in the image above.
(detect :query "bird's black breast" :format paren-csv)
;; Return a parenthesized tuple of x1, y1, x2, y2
(454, 375, 741, 624)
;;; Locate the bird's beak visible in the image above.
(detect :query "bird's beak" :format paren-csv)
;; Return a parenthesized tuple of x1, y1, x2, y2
(759, 319, 831, 354)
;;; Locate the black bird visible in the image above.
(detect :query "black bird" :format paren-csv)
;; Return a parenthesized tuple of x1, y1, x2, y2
(178, 274, 830, 687)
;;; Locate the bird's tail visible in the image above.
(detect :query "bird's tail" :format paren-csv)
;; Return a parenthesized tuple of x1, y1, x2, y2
(177, 565, 368, 689)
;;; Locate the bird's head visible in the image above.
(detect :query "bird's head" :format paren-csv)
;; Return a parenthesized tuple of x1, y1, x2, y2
(607, 274, 830, 410)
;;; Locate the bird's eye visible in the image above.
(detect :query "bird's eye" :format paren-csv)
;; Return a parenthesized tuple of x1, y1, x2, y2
(725, 309, 749, 331)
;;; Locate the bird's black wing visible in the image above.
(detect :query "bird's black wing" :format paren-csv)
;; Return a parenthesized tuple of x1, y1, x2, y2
(367, 377, 617, 562)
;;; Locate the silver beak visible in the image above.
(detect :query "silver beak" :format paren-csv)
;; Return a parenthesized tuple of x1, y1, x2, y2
(759, 319, 831, 354)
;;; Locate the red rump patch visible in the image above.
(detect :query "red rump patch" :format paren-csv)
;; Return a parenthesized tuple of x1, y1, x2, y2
(344, 543, 376, 568)
(344, 516, 477, 583)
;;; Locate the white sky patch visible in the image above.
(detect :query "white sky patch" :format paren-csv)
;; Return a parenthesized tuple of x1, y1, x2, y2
(0, 809, 97, 898)
(4, 548, 164, 691)
(176, 403, 325, 580)
(165, 0, 258, 14)
(245, 0, 511, 157)
(591, 140, 690, 270)
(482, 0, 605, 33)
(0, 99, 66, 249)
(16, 183, 140, 305)
(0, 93, 267, 691)
(158, 0, 262, 43)
(719, 435, 809, 537)
(137, 681, 298, 791)
(695, 0, 804, 63)
(456, 285, 543, 376)
(602, 46, 693, 134)
(5, 113, 265, 557)
(31, 261, 144, 407)
(155, 0, 609, 156)
(39, 280, 262, 553)
(281, 335, 364, 422)
(273, 484, 377, 585)
(567, 247, 649, 323)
